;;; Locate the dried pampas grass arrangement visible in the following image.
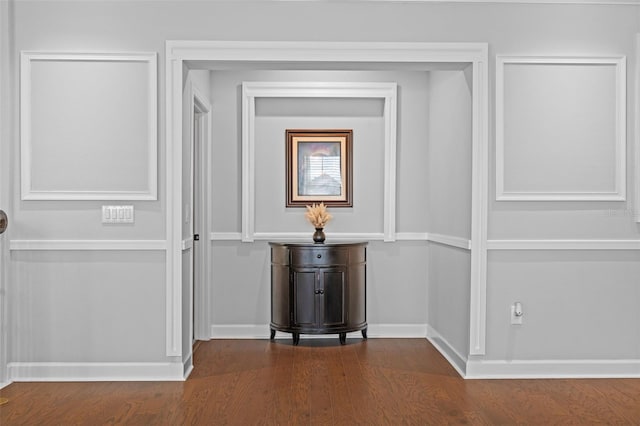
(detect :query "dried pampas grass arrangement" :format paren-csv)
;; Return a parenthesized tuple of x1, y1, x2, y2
(305, 202, 332, 229)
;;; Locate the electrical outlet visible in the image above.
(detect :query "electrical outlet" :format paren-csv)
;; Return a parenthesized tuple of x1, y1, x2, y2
(510, 302, 523, 325)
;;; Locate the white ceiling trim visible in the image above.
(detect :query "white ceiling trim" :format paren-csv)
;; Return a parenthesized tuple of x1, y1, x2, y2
(264, 0, 640, 3)
(31, 0, 640, 4)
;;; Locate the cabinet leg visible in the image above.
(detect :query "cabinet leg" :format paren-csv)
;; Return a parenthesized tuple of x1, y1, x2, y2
(361, 328, 368, 340)
(270, 328, 276, 340)
(292, 333, 300, 346)
(339, 333, 346, 345)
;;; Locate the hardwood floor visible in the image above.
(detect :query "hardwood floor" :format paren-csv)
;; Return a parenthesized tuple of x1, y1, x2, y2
(1, 338, 640, 425)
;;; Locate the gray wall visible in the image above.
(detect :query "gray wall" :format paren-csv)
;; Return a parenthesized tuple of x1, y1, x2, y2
(1, 0, 639, 378)
(426, 69, 473, 365)
(208, 69, 432, 331)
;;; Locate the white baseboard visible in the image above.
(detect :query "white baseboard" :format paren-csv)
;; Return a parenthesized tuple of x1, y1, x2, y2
(0, 380, 11, 390)
(426, 325, 467, 377)
(183, 352, 193, 379)
(366, 323, 427, 338)
(466, 359, 640, 379)
(210, 323, 428, 339)
(211, 324, 271, 339)
(7, 361, 187, 382)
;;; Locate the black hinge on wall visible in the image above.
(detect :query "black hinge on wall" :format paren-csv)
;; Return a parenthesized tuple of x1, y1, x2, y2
(194, 234, 200, 241)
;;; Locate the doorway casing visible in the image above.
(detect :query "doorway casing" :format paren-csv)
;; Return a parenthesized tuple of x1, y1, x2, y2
(165, 41, 489, 361)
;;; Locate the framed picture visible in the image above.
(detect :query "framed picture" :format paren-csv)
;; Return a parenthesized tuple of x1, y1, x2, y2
(286, 129, 353, 207)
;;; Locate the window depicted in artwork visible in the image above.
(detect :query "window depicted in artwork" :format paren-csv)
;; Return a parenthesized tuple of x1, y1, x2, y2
(286, 129, 352, 207)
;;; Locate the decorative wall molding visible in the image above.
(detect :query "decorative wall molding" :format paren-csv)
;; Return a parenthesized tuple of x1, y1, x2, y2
(211, 323, 428, 339)
(487, 239, 640, 250)
(241, 81, 398, 242)
(9, 239, 167, 251)
(465, 359, 640, 379)
(7, 361, 188, 382)
(427, 233, 472, 250)
(167, 40, 489, 359)
(20, 52, 158, 201)
(496, 56, 626, 201)
(253, 232, 386, 241)
(396, 232, 429, 241)
(636, 35, 640, 223)
(210, 232, 243, 241)
(181, 238, 193, 251)
(208, 231, 472, 250)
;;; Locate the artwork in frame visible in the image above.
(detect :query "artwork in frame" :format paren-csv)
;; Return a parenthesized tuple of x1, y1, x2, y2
(286, 129, 353, 208)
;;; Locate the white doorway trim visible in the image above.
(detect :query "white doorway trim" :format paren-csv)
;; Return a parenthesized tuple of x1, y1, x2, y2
(0, 0, 12, 387)
(165, 41, 489, 357)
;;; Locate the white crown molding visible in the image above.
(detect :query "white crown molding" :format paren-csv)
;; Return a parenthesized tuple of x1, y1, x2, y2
(9, 239, 167, 251)
(20, 51, 158, 201)
(50, 0, 640, 3)
(487, 239, 640, 250)
(351, 0, 640, 3)
(496, 55, 627, 201)
(7, 361, 188, 382)
(241, 81, 398, 242)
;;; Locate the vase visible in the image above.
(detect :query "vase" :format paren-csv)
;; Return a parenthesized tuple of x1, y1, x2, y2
(312, 228, 326, 244)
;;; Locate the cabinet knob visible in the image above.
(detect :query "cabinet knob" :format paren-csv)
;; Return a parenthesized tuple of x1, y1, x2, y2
(316, 254, 322, 259)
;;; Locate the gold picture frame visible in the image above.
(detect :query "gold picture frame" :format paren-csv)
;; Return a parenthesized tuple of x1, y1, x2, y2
(286, 129, 353, 208)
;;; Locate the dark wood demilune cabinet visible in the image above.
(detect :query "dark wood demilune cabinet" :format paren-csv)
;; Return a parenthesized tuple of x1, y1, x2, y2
(269, 241, 367, 345)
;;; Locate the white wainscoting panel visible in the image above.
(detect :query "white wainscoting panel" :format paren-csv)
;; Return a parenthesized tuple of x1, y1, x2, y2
(21, 51, 158, 200)
(496, 56, 626, 201)
(487, 239, 640, 250)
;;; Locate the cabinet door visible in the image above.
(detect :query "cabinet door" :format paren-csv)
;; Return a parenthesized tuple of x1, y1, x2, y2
(292, 270, 317, 326)
(271, 265, 290, 327)
(319, 268, 346, 327)
(348, 263, 366, 326)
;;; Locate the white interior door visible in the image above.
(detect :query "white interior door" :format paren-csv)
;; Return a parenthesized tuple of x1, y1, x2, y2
(191, 86, 211, 342)
(183, 76, 212, 356)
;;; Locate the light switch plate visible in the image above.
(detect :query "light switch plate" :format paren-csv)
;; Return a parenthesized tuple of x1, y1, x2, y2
(102, 205, 134, 224)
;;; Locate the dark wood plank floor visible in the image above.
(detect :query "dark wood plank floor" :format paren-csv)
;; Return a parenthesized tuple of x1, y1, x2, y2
(1, 338, 640, 425)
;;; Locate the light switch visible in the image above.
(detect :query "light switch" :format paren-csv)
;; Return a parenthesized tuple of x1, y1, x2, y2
(102, 205, 134, 224)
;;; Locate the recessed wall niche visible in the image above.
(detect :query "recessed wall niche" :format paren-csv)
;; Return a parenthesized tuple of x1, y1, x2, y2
(20, 52, 157, 200)
(241, 81, 397, 242)
(496, 56, 626, 201)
